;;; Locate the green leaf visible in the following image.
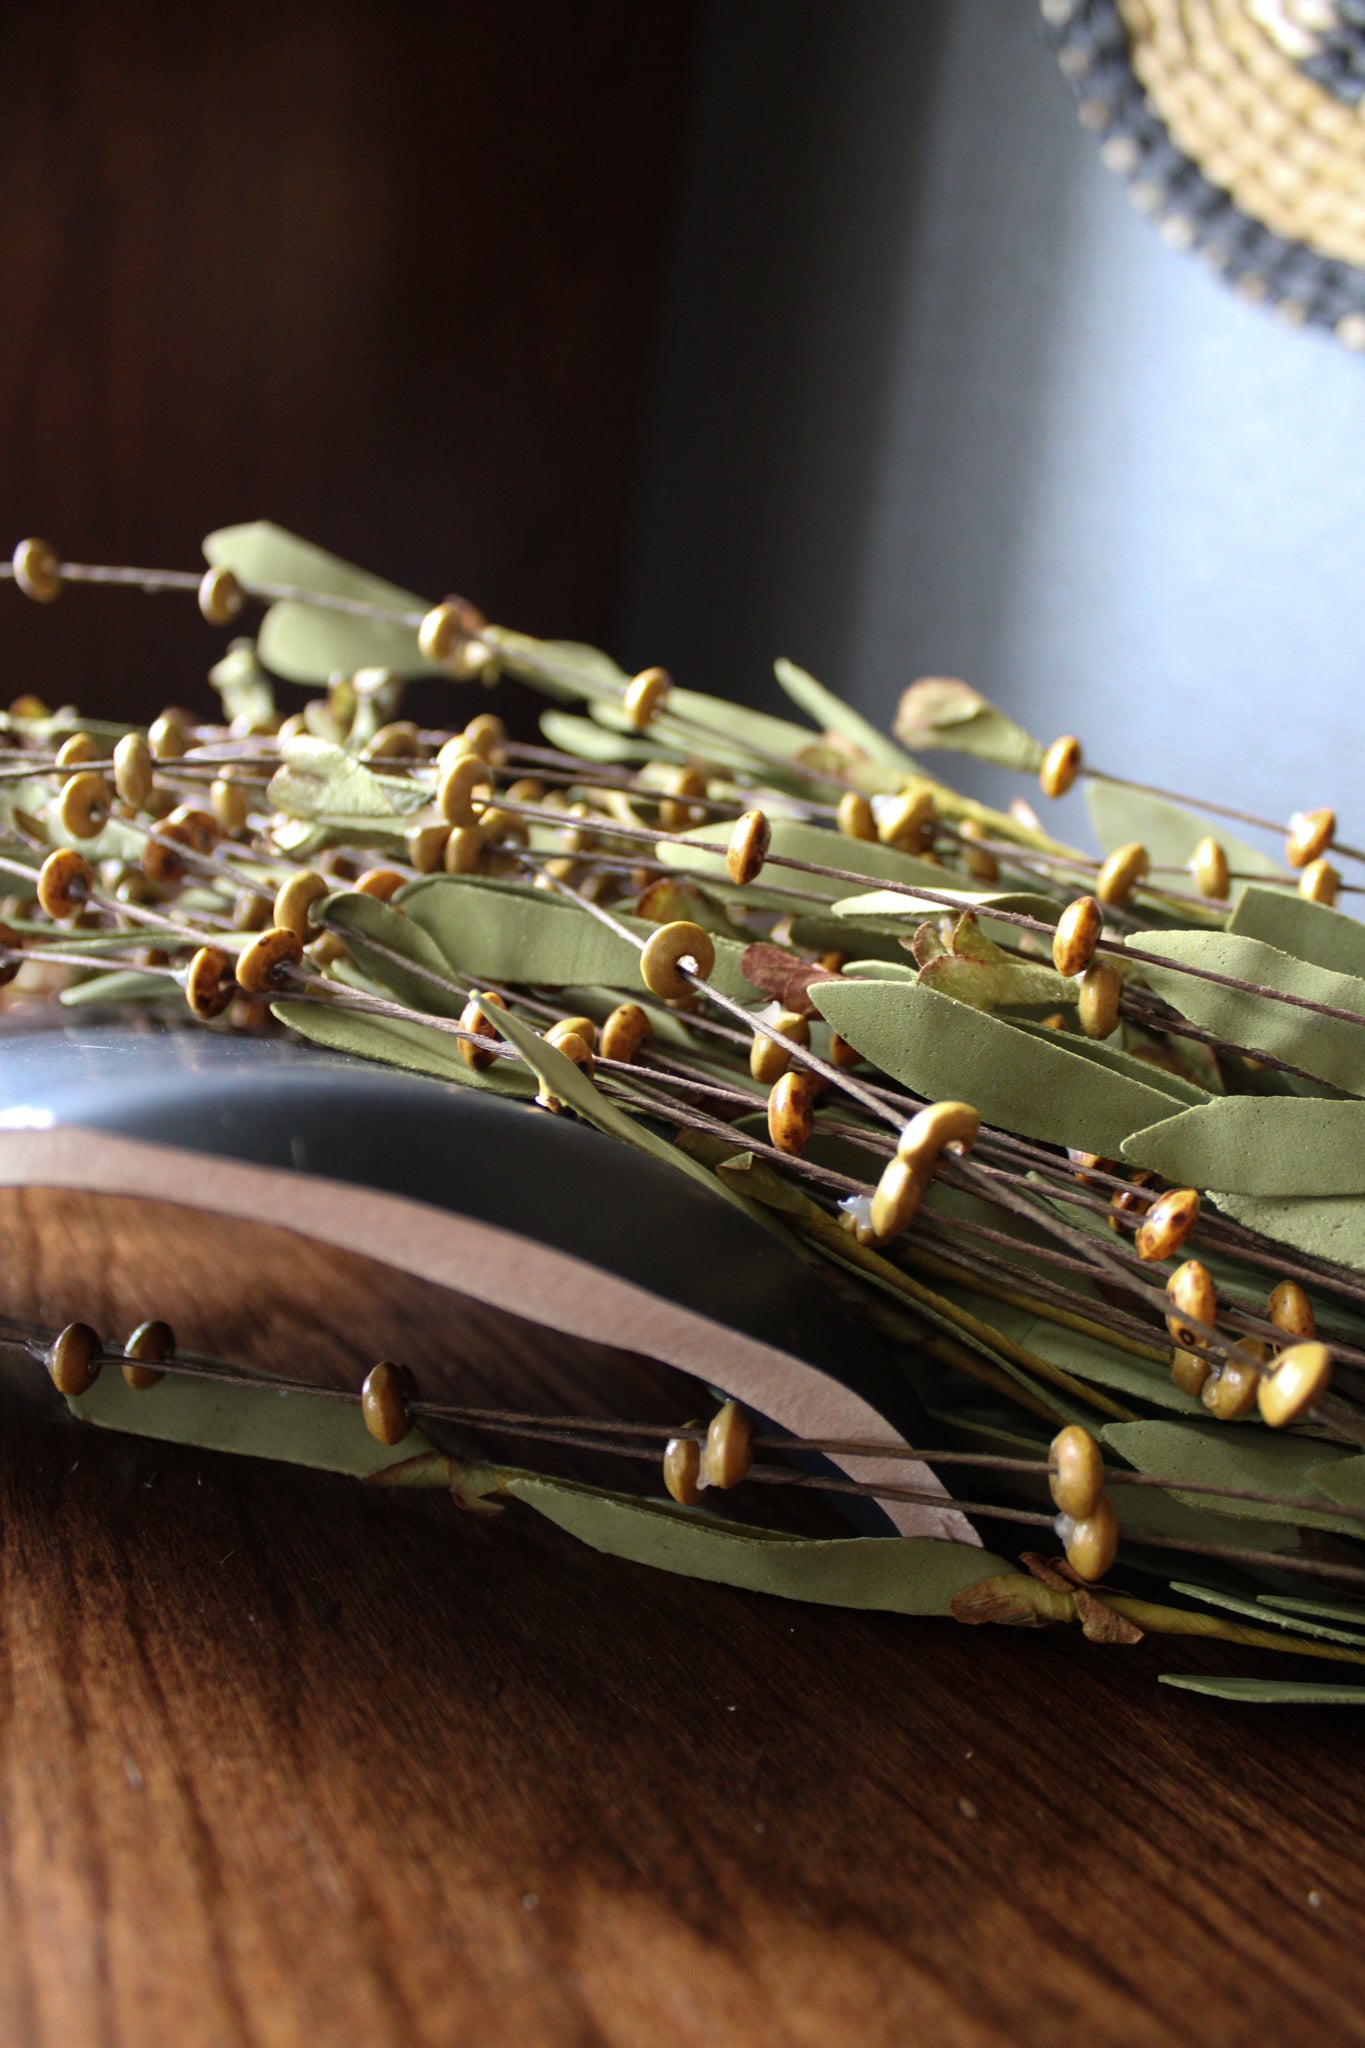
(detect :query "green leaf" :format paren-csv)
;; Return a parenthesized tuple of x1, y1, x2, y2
(69, 1361, 436, 1477)
(1124, 928, 1365, 1095)
(893, 677, 1045, 773)
(273, 996, 535, 1096)
(1159, 1674, 1365, 1705)
(1011, 1019, 1210, 1106)
(659, 815, 992, 909)
(485, 631, 628, 706)
(268, 735, 427, 824)
(539, 710, 659, 764)
(503, 1473, 1010, 1616)
(1124, 1097, 1365, 1195)
(1208, 1190, 1365, 1274)
(917, 952, 1071, 1013)
(810, 976, 1180, 1156)
(1259, 1591, 1365, 1628)
(1231, 884, 1365, 979)
(59, 968, 175, 1008)
(204, 521, 437, 680)
(1169, 1581, 1365, 1646)
(1305, 1455, 1365, 1511)
(209, 639, 275, 729)
(1086, 782, 1281, 882)
(773, 658, 919, 776)
(399, 874, 758, 1001)
(320, 890, 469, 1017)
(1102, 1418, 1358, 1535)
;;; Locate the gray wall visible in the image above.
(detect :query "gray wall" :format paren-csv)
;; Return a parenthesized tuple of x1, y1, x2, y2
(620, 0, 1365, 842)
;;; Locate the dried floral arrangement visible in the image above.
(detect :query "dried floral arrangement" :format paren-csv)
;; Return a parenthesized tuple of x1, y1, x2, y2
(6, 523, 1365, 1705)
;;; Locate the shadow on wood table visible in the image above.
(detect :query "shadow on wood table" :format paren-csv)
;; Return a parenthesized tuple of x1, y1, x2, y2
(0, 1190, 1363, 2048)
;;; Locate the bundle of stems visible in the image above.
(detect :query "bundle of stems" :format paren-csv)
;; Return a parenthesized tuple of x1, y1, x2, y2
(6, 523, 1365, 1703)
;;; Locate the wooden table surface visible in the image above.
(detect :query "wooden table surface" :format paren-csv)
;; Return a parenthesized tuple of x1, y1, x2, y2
(1, 1185, 1363, 2048)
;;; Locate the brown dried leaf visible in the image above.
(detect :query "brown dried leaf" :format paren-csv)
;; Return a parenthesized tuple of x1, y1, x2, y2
(740, 941, 841, 1017)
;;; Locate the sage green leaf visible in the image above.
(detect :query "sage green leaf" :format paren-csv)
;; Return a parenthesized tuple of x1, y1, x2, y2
(1159, 1675, 1365, 1705)
(1124, 929, 1365, 1095)
(1012, 1019, 1210, 1106)
(810, 976, 1179, 1156)
(273, 997, 535, 1097)
(1169, 1582, 1365, 1647)
(1231, 884, 1365, 979)
(1102, 1419, 1357, 1535)
(539, 710, 659, 763)
(773, 657, 919, 777)
(832, 887, 1064, 923)
(268, 734, 427, 825)
(893, 677, 1045, 773)
(209, 639, 275, 729)
(1125, 1098, 1365, 1195)
(204, 521, 436, 680)
(917, 952, 1070, 1013)
(592, 686, 858, 789)
(69, 1362, 436, 1477)
(320, 891, 469, 1017)
(1260, 1591, 1365, 1628)
(1208, 1189, 1365, 1273)
(399, 874, 756, 1001)
(504, 1473, 1009, 1616)
(660, 816, 983, 907)
(60, 969, 174, 1008)
(1305, 1455, 1365, 1511)
(1086, 781, 1281, 881)
(485, 630, 628, 706)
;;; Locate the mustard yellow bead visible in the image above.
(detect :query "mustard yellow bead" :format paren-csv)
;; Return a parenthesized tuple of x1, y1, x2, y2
(1268, 1278, 1315, 1342)
(599, 1002, 652, 1064)
(1134, 1186, 1199, 1262)
(236, 925, 304, 994)
(361, 1361, 413, 1446)
(749, 1009, 810, 1085)
(623, 666, 671, 731)
(112, 732, 154, 810)
(1048, 1426, 1105, 1520)
(1171, 1348, 1212, 1397)
(549, 1014, 598, 1052)
(1078, 961, 1121, 1039)
(437, 753, 493, 827)
(837, 790, 877, 842)
(122, 1319, 172, 1391)
(406, 820, 450, 874)
(198, 564, 245, 627)
(895, 1100, 980, 1171)
(1190, 835, 1230, 901)
(0, 922, 22, 987)
(462, 712, 507, 762)
(1165, 1258, 1216, 1348)
(443, 824, 487, 874)
(458, 990, 507, 1069)
(1286, 807, 1335, 870)
(57, 770, 112, 841)
(703, 1401, 753, 1489)
(37, 847, 95, 921)
(1096, 841, 1149, 907)
(148, 709, 191, 761)
(55, 732, 99, 768)
(418, 598, 487, 666)
(1039, 735, 1082, 799)
(13, 537, 62, 603)
(354, 867, 406, 901)
(274, 869, 329, 940)
(869, 1155, 928, 1241)
(1299, 858, 1340, 907)
(48, 1323, 101, 1396)
(767, 1070, 816, 1156)
(1052, 894, 1102, 976)
(1258, 1341, 1332, 1428)
(360, 719, 422, 763)
(185, 945, 234, 1019)
(639, 920, 714, 999)
(210, 775, 252, 835)
(727, 808, 771, 886)
(1058, 1495, 1118, 1581)
(663, 1434, 703, 1506)
(1201, 1343, 1265, 1421)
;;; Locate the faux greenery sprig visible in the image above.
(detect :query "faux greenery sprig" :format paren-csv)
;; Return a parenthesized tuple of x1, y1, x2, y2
(8, 522, 1365, 1703)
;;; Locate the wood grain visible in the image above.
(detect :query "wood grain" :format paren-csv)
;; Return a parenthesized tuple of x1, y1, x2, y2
(0, 0, 697, 722)
(2, 1185, 1365, 2048)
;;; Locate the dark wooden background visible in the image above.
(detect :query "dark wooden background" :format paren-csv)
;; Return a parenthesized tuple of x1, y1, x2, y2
(0, 0, 697, 723)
